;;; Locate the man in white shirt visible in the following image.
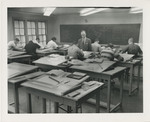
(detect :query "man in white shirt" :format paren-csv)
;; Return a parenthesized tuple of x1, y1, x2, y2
(8, 38, 24, 51)
(91, 38, 101, 52)
(45, 37, 58, 49)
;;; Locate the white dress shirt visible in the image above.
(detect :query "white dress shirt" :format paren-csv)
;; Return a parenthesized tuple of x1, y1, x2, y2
(46, 40, 58, 49)
(8, 41, 17, 50)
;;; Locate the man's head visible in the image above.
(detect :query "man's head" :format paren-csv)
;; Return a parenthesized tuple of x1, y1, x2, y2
(81, 30, 86, 38)
(51, 37, 57, 42)
(36, 37, 40, 43)
(94, 38, 100, 43)
(128, 38, 134, 45)
(14, 38, 20, 45)
(106, 43, 114, 48)
(72, 41, 77, 45)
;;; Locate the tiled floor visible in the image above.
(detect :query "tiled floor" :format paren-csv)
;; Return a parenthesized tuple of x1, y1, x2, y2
(8, 76, 143, 113)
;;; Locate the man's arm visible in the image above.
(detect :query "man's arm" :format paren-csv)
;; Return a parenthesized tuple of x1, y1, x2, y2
(12, 45, 24, 51)
(77, 48, 84, 59)
(121, 46, 129, 53)
(138, 46, 143, 54)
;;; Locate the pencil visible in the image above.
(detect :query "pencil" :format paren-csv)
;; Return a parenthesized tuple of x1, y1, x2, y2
(49, 76, 60, 83)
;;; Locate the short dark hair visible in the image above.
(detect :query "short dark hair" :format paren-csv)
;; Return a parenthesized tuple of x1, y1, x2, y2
(36, 37, 40, 40)
(128, 37, 134, 43)
(15, 38, 20, 42)
(81, 30, 86, 33)
(51, 37, 56, 41)
(94, 38, 99, 42)
(106, 43, 114, 48)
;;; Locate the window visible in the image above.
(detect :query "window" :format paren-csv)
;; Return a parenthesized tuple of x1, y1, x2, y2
(13, 19, 47, 47)
(14, 20, 25, 47)
(38, 22, 46, 46)
(27, 21, 36, 41)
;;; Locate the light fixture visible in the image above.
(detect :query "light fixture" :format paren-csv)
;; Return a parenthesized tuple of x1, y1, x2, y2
(130, 7, 142, 14)
(80, 8, 109, 16)
(130, 10, 143, 14)
(43, 7, 56, 16)
(80, 8, 95, 14)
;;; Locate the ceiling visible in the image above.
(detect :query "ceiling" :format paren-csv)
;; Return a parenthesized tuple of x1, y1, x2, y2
(8, 7, 133, 16)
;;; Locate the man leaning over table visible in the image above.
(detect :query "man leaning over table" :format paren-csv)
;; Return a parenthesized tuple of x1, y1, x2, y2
(121, 37, 143, 58)
(45, 37, 58, 49)
(67, 41, 84, 60)
(8, 38, 24, 51)
(24, 37, 43, 60)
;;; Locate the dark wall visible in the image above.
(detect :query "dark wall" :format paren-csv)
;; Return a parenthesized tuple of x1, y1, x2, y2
(60, 24, 141, 45)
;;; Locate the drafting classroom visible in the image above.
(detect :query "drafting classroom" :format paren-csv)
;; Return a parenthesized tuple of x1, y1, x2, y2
(7, 7, 143, 113)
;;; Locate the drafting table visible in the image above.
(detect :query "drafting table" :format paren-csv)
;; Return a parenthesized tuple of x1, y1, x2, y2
(36, 46, 68, 57)
(36, 48, 60, 57)
(116, 56, 142, 95)
(8, 62, 39, 113)
(8, 54, 32, 64)
(33, 54, 68, 71)
(8, 50, 32, 64)
(21, 70, 103, 113)
(70, 62, 126, 113)
(8, 50, 26, 57)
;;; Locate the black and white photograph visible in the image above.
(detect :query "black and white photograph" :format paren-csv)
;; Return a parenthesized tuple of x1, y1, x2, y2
(1, 0, 150, 122)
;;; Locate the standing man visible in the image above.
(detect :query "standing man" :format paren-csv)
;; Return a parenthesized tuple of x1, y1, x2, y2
(8, 38, 24, 51)
(122, 37, 143, 57)
(77, 30, 92, 51)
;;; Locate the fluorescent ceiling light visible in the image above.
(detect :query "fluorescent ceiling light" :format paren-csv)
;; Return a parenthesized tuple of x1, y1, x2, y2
(130, 7, 142, 13)
(80, 8, 95, 14)
(130, 10, 143, 14)
(43, 7, 55, 16)
(130, 7, 142, 12)
(80, 8, 109, 16)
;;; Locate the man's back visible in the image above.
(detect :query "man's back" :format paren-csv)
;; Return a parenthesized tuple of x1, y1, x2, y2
(25, 41, 40, 54)
(68, 45, 84, 59)
(122, 44, 142, 56)
(91, 42, 101, 52)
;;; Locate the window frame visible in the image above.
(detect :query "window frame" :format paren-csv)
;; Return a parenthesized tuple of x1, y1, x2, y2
(12, 18, 48, 46)
(13, 18, 26, 47)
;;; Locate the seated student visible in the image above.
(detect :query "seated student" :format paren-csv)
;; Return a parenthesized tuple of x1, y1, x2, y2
(32, 38, 44, 49)
(67, 41, 84, 60)
(8, 38, 24, 51)
(122, 37, 143, 58)
(101, 43, 123, 61)
(91, 38, 101, 52)
(45, 37, 58, 49)
(24, 38, 42, 60)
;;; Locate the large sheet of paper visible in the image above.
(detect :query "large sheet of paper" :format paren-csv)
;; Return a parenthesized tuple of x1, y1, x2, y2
(119, 54, 134, 62)
(33, 54, 67, 66)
